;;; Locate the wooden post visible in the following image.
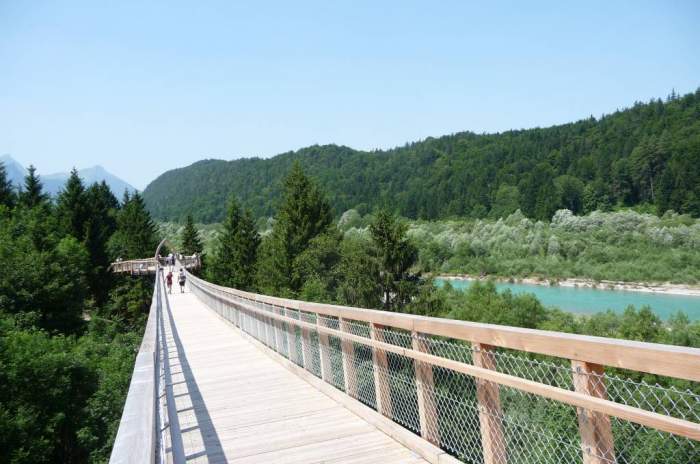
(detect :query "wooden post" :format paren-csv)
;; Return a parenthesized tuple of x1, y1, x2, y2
(275, 307, 292, 360)
(301, 313, 312, 371)
(572, 360, 615, 464)
(412, 331, 440, 445)
(287, 311, 300, 366)
(270, 305, 282, 353)
(339, 318, 357, 398)
(473, 343, 507, 464)
(317, 316, 333, 383)
(370, 323, 393, 417)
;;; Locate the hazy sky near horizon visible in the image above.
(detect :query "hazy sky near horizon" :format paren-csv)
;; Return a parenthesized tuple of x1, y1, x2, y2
(1, 1, 699, 189)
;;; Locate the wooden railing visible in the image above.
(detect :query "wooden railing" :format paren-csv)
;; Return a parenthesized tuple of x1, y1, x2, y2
(187, 272, 700, 464)
(110, 254, 201, 275)
(109, 241, 166, 464)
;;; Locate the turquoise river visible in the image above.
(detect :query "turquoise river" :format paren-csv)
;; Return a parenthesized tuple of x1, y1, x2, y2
(435, 278, 700, 321)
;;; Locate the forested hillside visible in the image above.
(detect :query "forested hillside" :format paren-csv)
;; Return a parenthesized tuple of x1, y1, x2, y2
(144, 90, 700, 222)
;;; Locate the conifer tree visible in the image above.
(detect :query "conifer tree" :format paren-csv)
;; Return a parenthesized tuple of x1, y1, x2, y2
(180, 214, 203, 255)
(109, 193, 159, 259)
(0, 161, 15, 209)
(208, 197, 259, 290)
(256, 162, 332, 295)
(369, 210, 418, 311)
(19, 165, 48, 208)
(56, 169, 89, 240)
(83, 182, 119, 304)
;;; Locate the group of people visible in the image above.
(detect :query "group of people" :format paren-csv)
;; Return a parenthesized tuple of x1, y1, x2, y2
(165, 252, 176, 267)
(163, 252, 185, 294)
(165, 267, 186, 294)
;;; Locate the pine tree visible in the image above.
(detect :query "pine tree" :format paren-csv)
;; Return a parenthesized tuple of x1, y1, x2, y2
(180, 214, 203, 255)
(19, 165, 48, 208)
(257, 162, 332, 295)
(0, 161, 15, 209)
(208, 197, 259, 290)
(110, 193, 159, 259)
(369, 210, 418, 311)
(83, 182, 119, 304)
(56, 169, 89, 240)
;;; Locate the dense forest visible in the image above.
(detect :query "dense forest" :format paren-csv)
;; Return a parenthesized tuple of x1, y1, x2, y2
(144, 89, 700, 223)
(0, 163, 160, 463)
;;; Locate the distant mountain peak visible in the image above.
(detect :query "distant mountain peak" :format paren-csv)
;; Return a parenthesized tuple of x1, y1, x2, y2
(1, 155, 28, 187)
(1, 157, 136, 197)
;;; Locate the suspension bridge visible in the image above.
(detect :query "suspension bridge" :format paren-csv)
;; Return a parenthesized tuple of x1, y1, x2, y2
(108, 248, 700, 464)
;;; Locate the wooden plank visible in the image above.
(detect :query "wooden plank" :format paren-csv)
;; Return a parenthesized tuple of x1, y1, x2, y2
(370, 323, 393, 417)
(241, 318, 460, 464)
(572, 361, 615, 464)
(340, 317, 358, 398)
(189, 276, 700, 382)
(412, 331, 440, 445)
(473, 343, 506, 464)
(161, 284, 430, 464)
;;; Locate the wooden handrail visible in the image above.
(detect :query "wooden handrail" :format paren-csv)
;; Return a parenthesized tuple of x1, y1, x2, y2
(109, 267, 161, 464)
(191, 281, 700, 441)
(188, 277, 700, 383)
(109, 253, 201, 274)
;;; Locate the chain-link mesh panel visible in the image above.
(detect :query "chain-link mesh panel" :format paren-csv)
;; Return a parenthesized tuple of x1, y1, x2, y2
(349, 341, 377, 410)
(318, 315, 346, 391)
(372, 326, 421, 434)
(500, 386, 582, 464)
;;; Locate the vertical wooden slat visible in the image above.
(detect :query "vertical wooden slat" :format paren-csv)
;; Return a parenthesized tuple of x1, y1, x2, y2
(572, 360, 615, 464)
(370, 322, 393, 417)
(270, 304, 282, 353)
(318, 316, 333, 383)
(280, 307, 291, 359)
(339, 318, 357, 397)
(301, 313, 312, 371)
(287, 310, 300, 366)
(473, 343, 507, 464)
(412, 331, 440, 445)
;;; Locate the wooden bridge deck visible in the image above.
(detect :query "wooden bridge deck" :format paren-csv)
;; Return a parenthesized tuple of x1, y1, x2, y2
(161, 283, 428, 463)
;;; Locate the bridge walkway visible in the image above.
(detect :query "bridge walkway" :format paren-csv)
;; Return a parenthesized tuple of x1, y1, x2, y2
(161, 281, 428, 463)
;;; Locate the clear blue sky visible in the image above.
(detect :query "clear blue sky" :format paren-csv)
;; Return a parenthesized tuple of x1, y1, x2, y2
(1, 1, 699, 189)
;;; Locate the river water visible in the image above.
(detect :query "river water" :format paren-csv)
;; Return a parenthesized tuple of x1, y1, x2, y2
(435, 278, 700, 321)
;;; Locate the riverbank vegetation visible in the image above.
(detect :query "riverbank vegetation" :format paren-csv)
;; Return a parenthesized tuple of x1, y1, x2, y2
(166, 207, 700, 286)
(0, 163, 159, 463)
(387, 208, 700, 284)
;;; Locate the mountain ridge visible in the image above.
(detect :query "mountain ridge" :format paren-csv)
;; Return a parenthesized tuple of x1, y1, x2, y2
(0, 155, 137, 197)
(143, 90, 700, 223)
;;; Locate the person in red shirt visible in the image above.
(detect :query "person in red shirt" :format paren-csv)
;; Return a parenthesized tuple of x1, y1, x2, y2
(166, 270, 173, 294)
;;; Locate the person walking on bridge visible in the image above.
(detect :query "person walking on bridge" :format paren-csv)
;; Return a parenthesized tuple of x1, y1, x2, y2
(166, 270, 173, 294)
(178, 268, 186, 293)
